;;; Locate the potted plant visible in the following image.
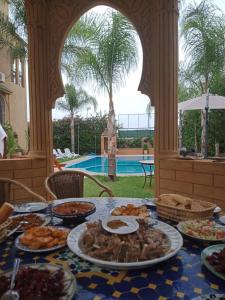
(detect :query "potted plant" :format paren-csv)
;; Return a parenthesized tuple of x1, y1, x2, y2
(143, 143, 148, 155)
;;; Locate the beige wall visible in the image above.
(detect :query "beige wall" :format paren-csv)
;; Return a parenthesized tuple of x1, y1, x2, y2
(159, 158, 225, 210)
(0, 7, 28, 150)
(7, 83, 27, 150)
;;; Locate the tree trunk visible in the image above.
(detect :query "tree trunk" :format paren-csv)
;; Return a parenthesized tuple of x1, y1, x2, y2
(107, 92, 117, 181)
(70, 114, 75, 153)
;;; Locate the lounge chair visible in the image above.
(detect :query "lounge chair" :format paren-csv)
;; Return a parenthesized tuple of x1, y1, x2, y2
(53, 148, 61, 158)
(64, 148, 79, 158)
(57, 148, 67, 158)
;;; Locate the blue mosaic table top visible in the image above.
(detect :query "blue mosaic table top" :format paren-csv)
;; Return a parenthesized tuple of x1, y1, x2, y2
(0, 197, 225, 300)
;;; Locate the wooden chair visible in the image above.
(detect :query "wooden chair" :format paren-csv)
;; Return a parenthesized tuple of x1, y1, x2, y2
(45, 170, 114, 200)
(0, 178, 46, 206)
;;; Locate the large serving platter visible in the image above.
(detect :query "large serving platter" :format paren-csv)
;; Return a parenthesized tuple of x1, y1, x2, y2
(9, 213, 51, 232)
(67, 219, 183, 270)
(0, 263, 76, 300)
(15, 226, 69, 253)
(201, 244, 225, 281)
(14, 202, 48, 213)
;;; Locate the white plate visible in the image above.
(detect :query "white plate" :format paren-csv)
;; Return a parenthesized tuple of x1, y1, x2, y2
(1, 263, 76, 300)
(219, 215, 225, 225)
(14, 202, 48, 213)
(9, 213, 51, 232)
(15, 226, 69, 253)
(102, 216, 139, 234)
(177, 220, 225, 242)
(67, 220, 183, 270)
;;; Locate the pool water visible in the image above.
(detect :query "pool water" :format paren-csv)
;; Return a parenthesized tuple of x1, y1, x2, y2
(66, 155, 154, 174)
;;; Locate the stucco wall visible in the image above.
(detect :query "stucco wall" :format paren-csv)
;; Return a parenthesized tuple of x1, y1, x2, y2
(0, 42, 28, 150)
(159, 158, 225, 210)
(7, 83, 28, 150)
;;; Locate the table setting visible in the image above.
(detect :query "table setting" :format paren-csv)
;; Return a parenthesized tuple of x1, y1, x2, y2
(0, 195, 225, 300)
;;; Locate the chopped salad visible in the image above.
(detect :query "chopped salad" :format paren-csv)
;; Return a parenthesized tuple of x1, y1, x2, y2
(180, 220, 225, 240)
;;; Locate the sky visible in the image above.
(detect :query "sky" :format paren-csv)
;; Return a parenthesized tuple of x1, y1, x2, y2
(52, 0, 225, 121)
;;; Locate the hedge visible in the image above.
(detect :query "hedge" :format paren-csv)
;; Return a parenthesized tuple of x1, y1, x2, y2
(53, 114, 107, 155)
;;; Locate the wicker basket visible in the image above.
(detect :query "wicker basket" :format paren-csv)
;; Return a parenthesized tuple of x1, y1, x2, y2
(0, 219, 11, 243)
(155, 197, 216, 222)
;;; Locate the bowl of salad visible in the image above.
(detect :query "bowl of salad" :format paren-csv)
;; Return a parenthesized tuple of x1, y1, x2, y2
(177, 219, 225, 242)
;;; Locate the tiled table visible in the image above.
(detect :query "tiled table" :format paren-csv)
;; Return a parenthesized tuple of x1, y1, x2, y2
(0, 197, 225, 300)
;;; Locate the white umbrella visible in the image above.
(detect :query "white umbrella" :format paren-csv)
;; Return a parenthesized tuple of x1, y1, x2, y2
(179, 94, 225, 111)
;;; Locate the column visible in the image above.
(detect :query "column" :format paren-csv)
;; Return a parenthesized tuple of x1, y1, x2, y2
(151, 0, 179, 194)
(25, 0, 53, 173)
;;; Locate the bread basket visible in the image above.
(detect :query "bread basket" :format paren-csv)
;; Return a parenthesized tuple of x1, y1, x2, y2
(0, 219, 11, 243)
(155, 194, 216, 222)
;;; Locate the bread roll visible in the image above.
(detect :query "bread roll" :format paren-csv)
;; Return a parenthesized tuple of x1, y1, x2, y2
(0, 202, 14, 224)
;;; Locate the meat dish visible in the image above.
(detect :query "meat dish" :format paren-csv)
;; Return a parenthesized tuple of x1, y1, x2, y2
(206, 247, 225, 276)
(79, 219, 170, 262)
(111, 204, 149, 218)
(19, 226, 69, 250)
(53, 201, 95, 216)
(0, 267, 66, 300)
(8, 214, 45, 231)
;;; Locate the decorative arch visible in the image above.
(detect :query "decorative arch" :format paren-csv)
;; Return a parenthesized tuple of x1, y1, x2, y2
(46, 0, 155, 109)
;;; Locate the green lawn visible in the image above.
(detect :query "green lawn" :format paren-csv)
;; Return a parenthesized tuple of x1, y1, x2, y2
(84, 176, 154, 198)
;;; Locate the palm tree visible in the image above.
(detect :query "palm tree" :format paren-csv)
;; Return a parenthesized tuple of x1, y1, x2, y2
(0, 10, 26, 58)
(56, 84, 97, 153)
(181, 0, 225, 156)
(65, 10, 138, 179)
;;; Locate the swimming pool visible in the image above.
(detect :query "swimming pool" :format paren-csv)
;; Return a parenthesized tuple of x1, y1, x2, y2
(66, 155, 154, 174)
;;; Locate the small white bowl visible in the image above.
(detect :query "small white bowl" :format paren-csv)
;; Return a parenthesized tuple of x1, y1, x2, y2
(101, 216, 139, 235)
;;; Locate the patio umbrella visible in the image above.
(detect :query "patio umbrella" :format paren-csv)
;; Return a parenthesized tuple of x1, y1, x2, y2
(178, 94, 225, 157)
(178, 94, 225, 111)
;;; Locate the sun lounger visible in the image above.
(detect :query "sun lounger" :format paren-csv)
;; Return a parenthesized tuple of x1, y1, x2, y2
(64, 148, 79, 158)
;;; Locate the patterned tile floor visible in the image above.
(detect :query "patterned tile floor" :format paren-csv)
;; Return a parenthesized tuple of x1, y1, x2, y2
(0, 198, 225, 300)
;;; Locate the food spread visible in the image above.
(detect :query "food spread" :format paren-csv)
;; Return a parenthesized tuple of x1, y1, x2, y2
(111, 204, 149, 217)
(107, 220, 128, 229)
(206, 247, 225, 276)
(8, 214, 45, 231)
(53, 202, 95, 216)
(0, 267, 66, 300)
(19, 226, 69, 250)
(179, 220, 225, 240)
(79, 219, 170, 262)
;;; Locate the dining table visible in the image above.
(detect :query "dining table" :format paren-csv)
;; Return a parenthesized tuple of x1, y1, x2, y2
(0, 197, 225, 300)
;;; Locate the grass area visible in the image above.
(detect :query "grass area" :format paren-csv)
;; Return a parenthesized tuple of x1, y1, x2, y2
(84, 176, 154, 198)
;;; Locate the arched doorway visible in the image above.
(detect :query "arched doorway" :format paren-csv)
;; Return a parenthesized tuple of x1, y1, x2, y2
(24, 0, 178, 196)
